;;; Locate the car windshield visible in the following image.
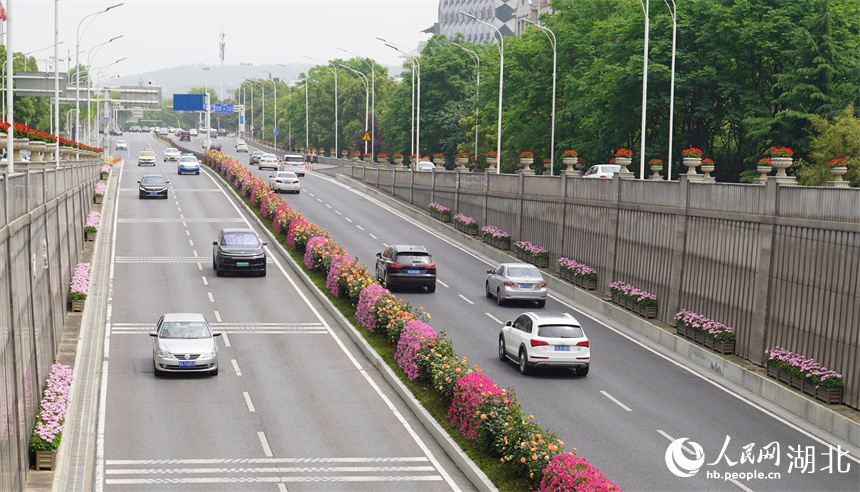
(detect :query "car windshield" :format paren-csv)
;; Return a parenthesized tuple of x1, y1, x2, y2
(221, 233, 259, 246)
(236, 140, 245, 144)
(537, 324, 584, 339)
(160, 322, 210, 339)
(117, 140, 126, 144)
(277, 172, 297, 179)
(603, 165, 621, 173)
(506, 267, 541, 278)
(396, 253, 431, 264)
(180, 157, 197, 163)
(166, 149, 178, 153)
(141, 176, 165, 185)
(139, 151, 154, 157)
(285, 156, 303, 163)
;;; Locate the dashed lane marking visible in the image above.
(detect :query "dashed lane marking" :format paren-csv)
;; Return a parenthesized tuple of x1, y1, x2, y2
(369, 234, 377, 240)
(486, 313, 503, 325)
(437, 280, 449, 288)
(458, 295, 474, 305)
(258, 432, 273, 457)
(600, 391, 632, 412)
(243, 392, 256, 412)
(231, 359, 241, 376)
(356, 225, 364, 231)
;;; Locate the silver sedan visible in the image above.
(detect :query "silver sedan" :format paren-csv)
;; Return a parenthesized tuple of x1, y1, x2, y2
(486, 263, 547, 307)
(150, 313, 221, 376)
(267, 171, 300, 194)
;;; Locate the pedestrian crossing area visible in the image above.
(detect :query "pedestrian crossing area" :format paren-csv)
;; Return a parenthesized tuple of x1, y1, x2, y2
(111, 322, 328, 335)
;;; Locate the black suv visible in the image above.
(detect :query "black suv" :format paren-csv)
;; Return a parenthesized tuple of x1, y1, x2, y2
(179, 131, 190, 141)
(212, 228, 267, 277)
(375, 245, 436, 292)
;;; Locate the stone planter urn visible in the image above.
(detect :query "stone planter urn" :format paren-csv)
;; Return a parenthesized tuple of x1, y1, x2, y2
(562, 157, 578, 175)
(682, 157, 701, 178)
(614, 157, 634, 180)
(350, 155, 359, 163)
(770, 157, 796, 184)
(377, 156, 387, 165)
(393, 156, 404, 167)
(649, 164, 663, 180)
(342, 150, 348, 158)
(485, 157, 498, 171)
(700, 164, 715, 182)
(455, 157, 469, 171)
(518, 157, 535, 175)
(827, 166, 849, 188)
(30, 141, 47, 162)
(756, 165, 772, 183)
(434, 158, 446, 168)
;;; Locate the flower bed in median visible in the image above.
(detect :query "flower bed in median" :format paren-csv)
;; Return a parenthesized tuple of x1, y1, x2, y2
(202, 149, 621, 490)
(30, 363, 74, 452)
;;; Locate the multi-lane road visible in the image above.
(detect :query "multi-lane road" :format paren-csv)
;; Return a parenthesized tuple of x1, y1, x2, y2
(85, 131, 858, 492)
(86, 132, 477, 491)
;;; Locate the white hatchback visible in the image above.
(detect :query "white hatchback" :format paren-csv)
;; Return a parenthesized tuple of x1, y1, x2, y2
(259, 153, 279, 170)
(267, 171, 300, 194)
(499, 312, 590, 376)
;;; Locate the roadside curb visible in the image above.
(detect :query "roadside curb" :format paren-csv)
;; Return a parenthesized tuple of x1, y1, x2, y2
(329, 171, 860, 452)
(216, 168, 497, 492)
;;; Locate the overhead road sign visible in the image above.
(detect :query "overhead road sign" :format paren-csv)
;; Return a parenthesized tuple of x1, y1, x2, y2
(210, 103, 234, 114)
(173, 94, 205, 111)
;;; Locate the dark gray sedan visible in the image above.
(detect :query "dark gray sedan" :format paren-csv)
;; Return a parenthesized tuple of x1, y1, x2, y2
(486, 263, 547, 307)
(138, 175, 169, 199)
(212, 228, 267, 277)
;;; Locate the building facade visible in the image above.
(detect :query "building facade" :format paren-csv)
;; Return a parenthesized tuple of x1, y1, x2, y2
(436, 0, 552, 42)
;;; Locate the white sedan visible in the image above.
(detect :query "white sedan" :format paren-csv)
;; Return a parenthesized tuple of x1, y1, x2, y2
(267, 171, 300, 194)
(499, 312, 590, 376)
(259, 153, 279, 171)
(582, 164, 622, 179)
(115, 140, 128, 150)
(163, 148, 181, 161)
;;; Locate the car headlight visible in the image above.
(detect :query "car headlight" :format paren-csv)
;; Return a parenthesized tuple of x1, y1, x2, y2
(157, 349, 175, 359)
(200, 350, 216, 359)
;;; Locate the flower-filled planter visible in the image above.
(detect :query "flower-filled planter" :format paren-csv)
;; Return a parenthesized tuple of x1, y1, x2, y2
(673, 310, 735, 355)
(100, 164, 111, 180)
(513, 241, 549, 268)
(765, 347, 843, 405)
(481, 226, 511, 250)
(557, 257, 598, 290)
(93, 181, 106, 205)
(84, 211, 100, 242)
(609, 281, 657, 318)
(30, 363, 74, 470)
(428, 202, 451, 222)
(453, 213, 478, 235)
(69, 262, 91, 312)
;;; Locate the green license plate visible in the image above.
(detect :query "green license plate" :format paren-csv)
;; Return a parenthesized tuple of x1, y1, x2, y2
(236, 262, 249, 267)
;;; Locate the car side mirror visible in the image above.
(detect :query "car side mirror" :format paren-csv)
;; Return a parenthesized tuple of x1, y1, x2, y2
(165, 180, 170, 184)
(149, 332, 157, 337)
(376, 252, 382, 257)
(212, 241, 218, 245)
(137, 180, 141, 184)
(212, 331, 222, 337)
(505, 320, 513, 327)
(262, 242, 268, 246)
(487, 270, 493, 274)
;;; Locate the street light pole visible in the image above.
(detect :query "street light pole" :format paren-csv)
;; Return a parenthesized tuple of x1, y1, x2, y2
(525, 19, 556, 175)
(452, 42, 479, 164)
(86, 35, 122, 145)
(304, 73, 309, 149)
(378, 38, 418, 159)
(638, 0, 650, 180)
(339, 64, 369, 155)
(664, 0, 677, 180)
(339, 48, 375, 158)
(460, 11, 503, 174)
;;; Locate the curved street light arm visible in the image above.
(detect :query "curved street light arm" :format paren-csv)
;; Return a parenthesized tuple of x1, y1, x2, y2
(664, 0, 677, 180)
(524, 19, 557, 174)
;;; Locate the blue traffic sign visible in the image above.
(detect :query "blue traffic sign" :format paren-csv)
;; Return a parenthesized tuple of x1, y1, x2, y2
(273, 128, 278, 136)
(210, 103, 234, 114)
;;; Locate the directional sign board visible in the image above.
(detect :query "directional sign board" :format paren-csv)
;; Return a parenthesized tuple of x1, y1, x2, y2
(210, 103, 234, 114)
(173, 94, 205, 111)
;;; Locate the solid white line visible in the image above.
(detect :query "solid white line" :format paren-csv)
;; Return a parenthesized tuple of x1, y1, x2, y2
(600, 390, 632, 412)
(369, 234, 377, 240)
(106, 457, 431, 465)
(243, 392, 256, 412)
(231, 359, 241, 376)
(106, 465, 437, 474)
(458, 295, 473, 305)
(356, 225, 364, 231)
(437, 280, 449, 288)
(657, 431, 754, 492)
(257, 432, 273, 457)
(485, 313, 503, 325)
(208, 292, 215, 303)
(221, 332, 231, 347)
(214, 310, 222, 322)
(278, 484, 288, 492)
(202, 276, 208, 286)
(106, 476, 442, 484)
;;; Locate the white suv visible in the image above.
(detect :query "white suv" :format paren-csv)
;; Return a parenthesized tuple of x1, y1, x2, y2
(258, 154, 279, 170)
(499, 312, 590, 376)
(282, 153, 305, 176)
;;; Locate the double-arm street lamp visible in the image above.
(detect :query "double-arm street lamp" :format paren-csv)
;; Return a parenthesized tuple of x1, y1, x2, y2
(524, 19, 556, 175)
(638, 0, 650, 180)
(262, 75, 278, 147)
(451, 42, 480, 165)
(75, 3, 123, 153)
(339, 64, 369, 155)
(85, 35, 122, 145)
(303, 56, 338, 154)
(459, 11, 502, 174)
(664, 0, 677, 180)
(379, 38, 420, 159)
(339, 48, 375, 157)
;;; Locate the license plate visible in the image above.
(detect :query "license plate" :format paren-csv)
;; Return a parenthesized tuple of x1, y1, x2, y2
(407, 269, 419, 274)
(520, 284, 533, 289)
(178, 361, 196, 367)
(149, 192, 158, 196)
(237, 262, 249, 267)
(554, 345, 570, 352)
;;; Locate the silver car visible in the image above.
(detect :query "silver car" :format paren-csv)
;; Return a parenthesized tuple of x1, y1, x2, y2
(150, 313, 221, 376)
(163, 148, 181, 162)
(486, 263, 547, 307)
(582, 164, 622, 179)
(267, 171, 301, 194)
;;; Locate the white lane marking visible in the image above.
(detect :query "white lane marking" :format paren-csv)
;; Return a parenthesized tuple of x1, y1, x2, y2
(356, 225, 364, 231)
(485, 313, 503, 325)
(335, 210, 342, 215)
(106, 476, 442, 484)
(458, 295, 473, 305)
(177, 207, 182, 213)
(243, 392, 256, 412)
(221, 332, 231, 347)
(106, 465, 437, 474)
(345, 217, 352, 223)
(106, 457, 432, 465)
(316, 198, 323, 203)
(257, 432, 273, 457)
(201, 276, 208, 286)
(193, 250, 198, 257)
(325, 204, 331, 209)
(437, 280, 449, 288)
(189, 239, 194, 247)
(197, 263, 202, 271)
(369, 234, 377, 240)
(600, 390, 632, 412)
(657, 431, 754, 492)
(208, 292, 215, 303)
(214, 310, 222, 322)
(382, 242, 389, 248)
(186, 230, 190, 236)
(278, 484, 288, 492)
(231, 359, 241, 376)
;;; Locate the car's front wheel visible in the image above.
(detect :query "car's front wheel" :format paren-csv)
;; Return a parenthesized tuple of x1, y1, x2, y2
(498, 336, 507, 361)
(215, 261, 223, 277)
(518, 348, 531, 375)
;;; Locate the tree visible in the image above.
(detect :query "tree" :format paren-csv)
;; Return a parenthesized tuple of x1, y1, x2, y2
(796, 104, 860, 186)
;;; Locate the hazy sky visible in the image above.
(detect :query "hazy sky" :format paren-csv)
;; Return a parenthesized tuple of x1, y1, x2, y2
(7, 0, 438, 80)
